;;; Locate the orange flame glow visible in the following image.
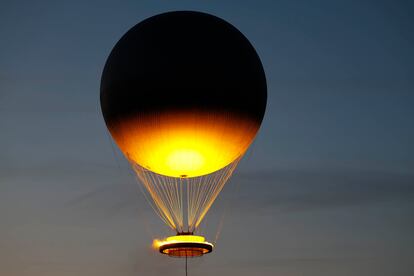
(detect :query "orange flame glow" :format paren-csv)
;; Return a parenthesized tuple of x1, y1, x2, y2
(109, 111, 259, 177)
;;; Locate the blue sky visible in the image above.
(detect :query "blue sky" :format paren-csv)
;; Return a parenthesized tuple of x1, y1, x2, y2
(1, 0, 413, 275)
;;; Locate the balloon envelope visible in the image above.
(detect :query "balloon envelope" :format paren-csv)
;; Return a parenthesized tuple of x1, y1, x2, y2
(101, 11, 267, 178)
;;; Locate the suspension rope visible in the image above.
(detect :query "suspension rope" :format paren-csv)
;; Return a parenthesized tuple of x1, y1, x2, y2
(132, 157, 240, 233)
(185, 255, 188, 276)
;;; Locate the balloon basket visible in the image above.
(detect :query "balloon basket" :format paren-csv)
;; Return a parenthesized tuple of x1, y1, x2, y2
(154, 234, 213, 257)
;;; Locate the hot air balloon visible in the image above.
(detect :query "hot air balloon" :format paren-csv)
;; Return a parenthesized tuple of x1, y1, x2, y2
(100, 11, 266, 257)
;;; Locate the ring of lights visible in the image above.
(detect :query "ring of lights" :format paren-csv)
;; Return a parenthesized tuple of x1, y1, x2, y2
(155, 235, 213, 257)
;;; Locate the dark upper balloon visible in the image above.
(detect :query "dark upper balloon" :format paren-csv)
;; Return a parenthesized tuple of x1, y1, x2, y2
(100, 11, 267, 126)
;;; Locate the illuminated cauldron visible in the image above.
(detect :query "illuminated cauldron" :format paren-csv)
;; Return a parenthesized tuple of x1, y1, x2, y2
(101, 11, 266, 257)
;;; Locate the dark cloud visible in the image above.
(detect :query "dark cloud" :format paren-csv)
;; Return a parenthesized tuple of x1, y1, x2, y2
(233, 168, 414, 213)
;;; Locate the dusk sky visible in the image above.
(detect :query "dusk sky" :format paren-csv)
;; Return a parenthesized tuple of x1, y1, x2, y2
(1, 0, 414, 275)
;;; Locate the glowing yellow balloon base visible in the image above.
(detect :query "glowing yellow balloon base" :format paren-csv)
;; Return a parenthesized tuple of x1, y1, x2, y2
(153, 234, 213, 257)
(110, 111, 259, 178)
